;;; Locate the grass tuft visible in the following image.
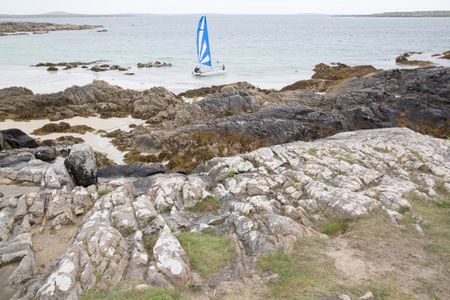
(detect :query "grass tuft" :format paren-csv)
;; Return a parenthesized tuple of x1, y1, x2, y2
(374, 146, 391, 154)
(256, 237, 411, 299)
(178, 232, 235, 279)
(225, 171, 237, 179)
(143, 235, 159, 255)
(418, 165, 433, 174)
(405, 190, 425, 202)
(118, 227, 135, 237)
(80, 287, 181, 300)
(319, 218, 350, 237)
(98, 189, 112, 197)
(306, 147, 318, 156)
(189, 195, 221, 212)
(335, 153, 356, 165)
(423, 244, 442, 254)
(434, 181, 448, 197)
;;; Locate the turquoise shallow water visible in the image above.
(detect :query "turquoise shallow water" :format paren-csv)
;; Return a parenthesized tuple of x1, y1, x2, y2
(0, 15, 450, 93)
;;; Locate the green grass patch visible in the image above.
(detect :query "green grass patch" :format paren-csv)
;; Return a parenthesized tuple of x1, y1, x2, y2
(256, 237, 410, 299)
(337, 283, 414, 300)
(224, 171, 237, 179)
(178, 232, 235, 279)
(335, 153, 357, 165)
(434, 181, 448, 197)
(414, 278, 442, 300)
(418, 165, 433, 174)
(189, 195, 221, 212)
(98, 189, 112, 197)
(118, 227, 135, 237)
(405, 190, 425, 202)
(417, 186, 429, 194)
(306, 147, 318, 156)
(397, 206, 410, 214)
(319, 218, 350, 237)
(80, 287, 181, 300)
(339, 209, 448, 299)
(143, 235, 159, 255)
(373, 146, 391, 154)
(423, 244, 442, 254)
(93, 267, 103, 284)
(256, 238, 333, 298)
(400, 212, 416, 226)
(435, 201, 450, 209)
(409, 193, 450, 265)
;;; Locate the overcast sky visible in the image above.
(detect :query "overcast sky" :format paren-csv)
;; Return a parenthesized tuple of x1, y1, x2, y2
(2, 0, 450, 15)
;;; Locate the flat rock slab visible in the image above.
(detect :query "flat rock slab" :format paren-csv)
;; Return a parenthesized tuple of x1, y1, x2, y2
(0, 185, 40, 199)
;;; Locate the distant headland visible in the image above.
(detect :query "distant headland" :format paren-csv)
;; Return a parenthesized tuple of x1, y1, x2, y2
(337, 11, 450, 17)
(0, 11, 137, 18)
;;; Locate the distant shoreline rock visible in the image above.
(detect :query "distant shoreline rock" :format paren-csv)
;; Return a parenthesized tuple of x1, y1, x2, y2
(395, 52, 434, 67)
(32, 122, 95, 135)
(281, 63, 377, 92)
(337, 10, 450, 17)
(35, 61, 105, 68)
(137, 61, 172, 68)
(0, 22, 102, 36)
(34, 61, 131, 73)
(438, 50, 450, 60)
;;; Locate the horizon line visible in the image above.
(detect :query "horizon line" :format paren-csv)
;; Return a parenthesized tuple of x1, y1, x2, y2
(1, 10, 450, 17)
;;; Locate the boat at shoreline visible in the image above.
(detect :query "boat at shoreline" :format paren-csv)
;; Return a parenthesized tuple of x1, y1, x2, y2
(193, 16, 226, 77)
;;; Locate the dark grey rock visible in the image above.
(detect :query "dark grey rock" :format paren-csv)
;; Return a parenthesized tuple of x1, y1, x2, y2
(0, 152, 34, 168)
(64, 144, 97, 187)
(98, 163, 166, 178)
(0, 129, 38, 150)
(34, 147, 57, 162)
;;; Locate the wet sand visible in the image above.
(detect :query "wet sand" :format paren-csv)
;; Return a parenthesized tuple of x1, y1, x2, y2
(1, 115, 145, 164)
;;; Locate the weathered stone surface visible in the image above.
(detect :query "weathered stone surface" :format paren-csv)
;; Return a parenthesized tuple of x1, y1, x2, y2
(64, 144, 97, 187)
(0, 128, 449, 299)
(42, 157, 75, 189)
(153, 226, 192, 285)
(0, 233, 36, 285)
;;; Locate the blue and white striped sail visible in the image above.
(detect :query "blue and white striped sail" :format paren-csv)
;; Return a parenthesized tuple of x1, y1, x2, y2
(196, 16, 212, 67)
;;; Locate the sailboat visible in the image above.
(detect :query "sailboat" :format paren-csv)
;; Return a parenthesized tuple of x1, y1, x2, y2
(193, 16, 226, 77)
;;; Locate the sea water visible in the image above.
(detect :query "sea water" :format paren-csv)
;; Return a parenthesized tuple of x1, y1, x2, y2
(0, 15, 450, 93)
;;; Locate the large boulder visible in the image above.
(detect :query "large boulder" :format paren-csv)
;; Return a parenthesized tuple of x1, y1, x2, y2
(0, 129, 38, 150)
(64, 144, 97, 187)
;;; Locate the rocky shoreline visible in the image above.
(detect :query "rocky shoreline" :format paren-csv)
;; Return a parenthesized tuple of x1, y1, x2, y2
(0, 127, 449, 299)
(1, 63, 449, 299)
(1, 65, 449, 171)
(0, 22, 102, 36)
(33, 61, 173, 73)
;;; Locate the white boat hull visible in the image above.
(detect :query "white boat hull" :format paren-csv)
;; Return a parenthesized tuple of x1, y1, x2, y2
(192, 69, 227, 77)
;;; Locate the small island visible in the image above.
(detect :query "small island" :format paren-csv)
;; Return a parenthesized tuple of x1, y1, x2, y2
(0, 21, 102, 36)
